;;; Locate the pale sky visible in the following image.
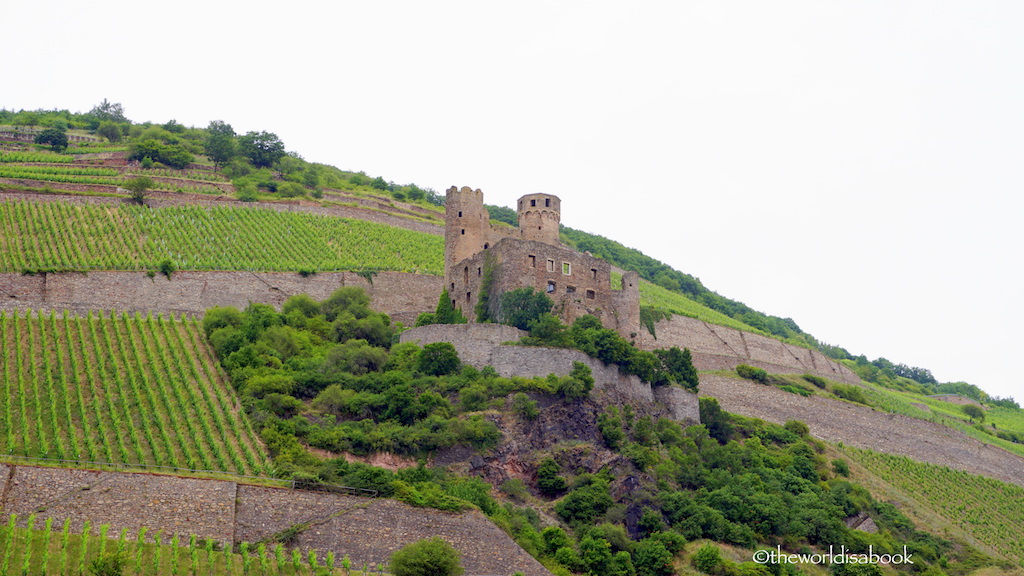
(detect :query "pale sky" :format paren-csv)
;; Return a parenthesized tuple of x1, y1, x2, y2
(5, 1, 1022, 400)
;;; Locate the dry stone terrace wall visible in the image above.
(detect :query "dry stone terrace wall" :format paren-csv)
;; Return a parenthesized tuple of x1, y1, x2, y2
(400, 324, 700, 424)
(639, 315, 860, 384)
(0, 270, 443, 326)
(700, 374, 1024, 489)
(237, 485, 550, 576)
(1, 466, 235, 543)
(0, 464, 552, 576)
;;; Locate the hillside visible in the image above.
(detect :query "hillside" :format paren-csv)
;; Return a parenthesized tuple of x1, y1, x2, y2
(1, 106, 1023, 576)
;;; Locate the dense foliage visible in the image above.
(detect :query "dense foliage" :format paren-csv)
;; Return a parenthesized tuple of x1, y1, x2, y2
(521, 313, 698, 390)
(203, 288, 592, 476)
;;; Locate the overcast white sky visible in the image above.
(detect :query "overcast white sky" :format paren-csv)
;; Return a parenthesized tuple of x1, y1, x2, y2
(5, 1, 1022, 400)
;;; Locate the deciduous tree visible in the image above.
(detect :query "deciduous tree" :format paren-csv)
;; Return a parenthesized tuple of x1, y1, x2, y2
(239, 130, 285, 168)
(34, 127, 68, 152)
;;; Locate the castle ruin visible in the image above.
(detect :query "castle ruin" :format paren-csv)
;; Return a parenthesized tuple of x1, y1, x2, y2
(444, 186, 641, 339)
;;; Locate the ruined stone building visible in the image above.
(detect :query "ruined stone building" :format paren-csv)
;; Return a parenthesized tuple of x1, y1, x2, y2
(444, 186, 641, 339)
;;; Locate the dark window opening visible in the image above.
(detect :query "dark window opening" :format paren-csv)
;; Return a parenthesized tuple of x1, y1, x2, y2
(477, 267, 481, 276)
(461, 229, 465, 235)
(586, 290, 596, 299)
(545, 198, 550, 207)
(467, 292, 471, 302)
(546, 281, 555, 293)
(591, 268, 598, 280)
(566, 285, 576, 294)
(528, 255, 536, 267)
(530, 199, 536, 207)
(451, 283, 455, 290)
(484, 243, 489, 250)
(464, 266, 469, 284)
(458, 211, 463, 217)
(546, 259, 555, 272)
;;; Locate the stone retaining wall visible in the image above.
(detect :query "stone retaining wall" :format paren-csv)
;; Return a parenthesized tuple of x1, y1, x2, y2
(639, 315, 860, 384)
(700, 374, 1024, 489)
(2, 466, 235, 543)
(400, 324, 700, 424)
(1, 271, 443, 326)
(0, 465, 552, 576)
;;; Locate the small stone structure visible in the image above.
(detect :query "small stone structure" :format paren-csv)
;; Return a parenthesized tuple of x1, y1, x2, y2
(0, 464, 551, 576)
(400, 324, 700, 424)
(444, 186, 641, 339)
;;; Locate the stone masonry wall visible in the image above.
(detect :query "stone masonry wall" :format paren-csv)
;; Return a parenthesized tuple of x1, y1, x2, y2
(639, 315, 860, 384)
(0, 271, 443, 326)
(2, 466, 235, 543)
(0, 465, 552, 576)
(700, 375, 1024, 489)
(236, 485, 550, 576)
(400, 324, 700, 424)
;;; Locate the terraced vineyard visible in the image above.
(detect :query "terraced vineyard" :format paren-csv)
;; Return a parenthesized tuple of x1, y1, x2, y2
(0, 200, 444, 274)
(0, 515, 368, 576)
(844, 446, 1024, 563)
(0, 310, 270, 476)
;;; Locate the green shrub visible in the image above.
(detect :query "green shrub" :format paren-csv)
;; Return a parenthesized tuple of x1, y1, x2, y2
(833, 384, 870, 405)
(692, 543, 723, 575)
(418, 342, 460, 376)
(389, 537, 464, 576)
(832, 458, 851, 477)
(158, 258, 176, 279)
(784, 420, 810, 437)
(736, 364, 767, 382)
(779, 385, 812, 397)
(511, 393, 539, 420)
(537, 458, 567, 496)
(89, 550, 128, 576)
(802, 373, 828, 388)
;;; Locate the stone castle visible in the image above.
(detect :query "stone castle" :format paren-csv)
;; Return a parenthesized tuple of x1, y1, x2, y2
(443, 186, 641, 339)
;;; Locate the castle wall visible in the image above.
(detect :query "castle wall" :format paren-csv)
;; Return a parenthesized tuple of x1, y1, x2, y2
(447, 238, 640, 337)
(400, 324, 700, 424)
(638, 314, 860, 384)
(0, 271, 443, 324)
(0, 465, 551, 576)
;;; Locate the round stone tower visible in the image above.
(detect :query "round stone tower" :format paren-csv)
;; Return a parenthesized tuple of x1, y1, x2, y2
(445, 186, 490, 271)
(517, 193, 561, 245)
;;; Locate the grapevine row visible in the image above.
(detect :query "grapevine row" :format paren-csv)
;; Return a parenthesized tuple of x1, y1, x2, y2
(0, 310, 268, 475)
